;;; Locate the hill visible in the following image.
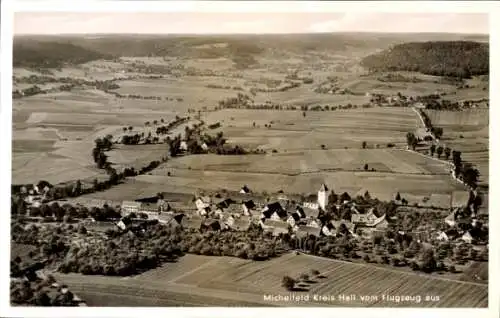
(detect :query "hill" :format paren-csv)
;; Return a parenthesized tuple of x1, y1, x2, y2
(360, 41, 489, 78)
(13, 39, 114, 68)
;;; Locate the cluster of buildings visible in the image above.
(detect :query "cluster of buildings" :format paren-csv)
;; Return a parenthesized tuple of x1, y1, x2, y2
(187, 183, 389, 239)
(434, 206, 485, 245)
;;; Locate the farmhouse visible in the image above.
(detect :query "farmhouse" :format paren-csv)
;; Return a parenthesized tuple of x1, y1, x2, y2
(202, 219, 224, 231)
(240, 185, 251, 194)
(261, 202, 286, 220)
(295, 206, 307, 218)
(305, 218, 320, 228)
(287, 212, 302, 228)
(261, 219, 290, 237)
(445, 209, 458, 227)
(121, 201, 142, 214)
(229, 216, 252, 231)
(321, 222, 336, 236)
(216, 198, 235, 210)
(180, 215, 204, 231)
(195, 196, 211, 211)
(302, 206, 320, 219)
(331, 220, 356, 236)
(179, 141, 188, 151)
(351, 209, 378, 225)
(296, 225, 321, 238)
(436, 231, 449, 241)
(242, 200, 256, 216)
(221, 213, 235, 228)
(303, 201, 319, 210)
(198, 206, 211, 217)
(461, 231, 473, 244)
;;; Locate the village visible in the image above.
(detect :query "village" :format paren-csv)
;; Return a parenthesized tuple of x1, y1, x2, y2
(15, 177, 488, 264)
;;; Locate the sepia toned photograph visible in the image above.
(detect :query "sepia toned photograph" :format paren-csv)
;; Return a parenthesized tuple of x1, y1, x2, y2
(4, 2, 493, 313)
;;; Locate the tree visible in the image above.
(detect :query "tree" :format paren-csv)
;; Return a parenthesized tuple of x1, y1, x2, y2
(362, 141, 367, 149)
(364, 191, 371, 201)
(420, 249, 437, 273)
(310, 269, 320, 277)
(444, 147, 451, 160)
(395, 192, 401, 201)
(406, 132, 416, 148)
(364, 164, 369, 171)
(462, 166, 480, 189)
(34, 290, 51, 306)
(281, 276, 296, 291)
(430, 144, 436, 156)
(436, 146, 444, 158)
(433, 127, 444, 139)
(452, 150, 462, 170)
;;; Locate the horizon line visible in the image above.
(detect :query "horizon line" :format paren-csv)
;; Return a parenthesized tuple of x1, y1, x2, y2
(14, 31, 490, 36)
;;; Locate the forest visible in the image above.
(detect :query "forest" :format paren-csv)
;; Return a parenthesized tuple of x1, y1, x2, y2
(13, 40, 114, 68)
(361, 41, 489, 78)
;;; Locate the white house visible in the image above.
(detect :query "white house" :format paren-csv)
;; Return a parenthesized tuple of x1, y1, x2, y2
(436, 231, 449, 241)
(121, 201, 141, 214)
(461, 232, 473, 244)
(303, 202, 319, 210)
(287, 213, 301, 228)
(317, 183, 329, 210)
(321, 223, 335, 236)
(306, 218, 320, 228)
(198, 207, 210, 217)
(240, 185, 251, 194)
(180, 141, 188, 151)
(242, 200, 256, 216)
(221, 214, 235, 228)
(195, 196, 211, 211)
(116, 220, 127, 231)
(444, 210, 457, 227)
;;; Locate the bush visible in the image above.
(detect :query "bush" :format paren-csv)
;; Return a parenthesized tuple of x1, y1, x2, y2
(281, 276, 296, 291)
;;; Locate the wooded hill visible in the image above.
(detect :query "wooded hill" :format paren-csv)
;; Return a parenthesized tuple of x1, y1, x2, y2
(13, 40, 114, 68)
(360, 41, 489, 78)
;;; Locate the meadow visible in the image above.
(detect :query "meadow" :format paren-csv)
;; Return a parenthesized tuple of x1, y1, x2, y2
(53, 253, 488, 307)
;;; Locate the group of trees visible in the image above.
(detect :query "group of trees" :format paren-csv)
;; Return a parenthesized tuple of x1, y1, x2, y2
(217, 93, 253, 109)
(414, 109, 481, 189)
(418, 109, 444, 139)
(406, 132, 419, 150)
(361, 41, 489, 78)
(429, 144, 452, 160)
(92, 135, 113, 169)
(10, 277, 79, 306)
(23, 201, 121, 222)
(13, 39, 114, 69)
(12, 74, 121, 99)
(12, 216, 286, 278)
(119, 116, 189, 145)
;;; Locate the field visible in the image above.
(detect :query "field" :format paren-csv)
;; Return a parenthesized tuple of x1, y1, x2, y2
(425, 109, 489, 184)
(53, 253, 488, 307)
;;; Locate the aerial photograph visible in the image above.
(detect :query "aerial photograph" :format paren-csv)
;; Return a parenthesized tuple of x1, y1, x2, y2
(8, 10, 489, 308)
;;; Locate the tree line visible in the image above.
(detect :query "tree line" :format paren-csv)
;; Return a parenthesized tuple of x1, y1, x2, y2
(361, 41, 489, 78)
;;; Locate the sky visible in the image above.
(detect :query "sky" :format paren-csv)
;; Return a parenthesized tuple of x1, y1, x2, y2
(14, 12, 489, 35)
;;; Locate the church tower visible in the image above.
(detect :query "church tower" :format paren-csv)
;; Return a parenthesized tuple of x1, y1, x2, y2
(317, 183, 329, 210)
